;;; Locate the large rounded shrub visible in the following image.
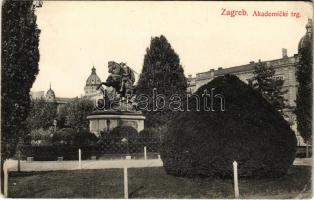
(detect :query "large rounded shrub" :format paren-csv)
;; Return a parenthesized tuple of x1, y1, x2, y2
(161, 74, 296, 178)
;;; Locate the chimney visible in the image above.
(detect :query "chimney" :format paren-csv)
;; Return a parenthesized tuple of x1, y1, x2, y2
(188, 74, 192, 78)
(210, 69, 214, 76)
(282, 48, 288, 58)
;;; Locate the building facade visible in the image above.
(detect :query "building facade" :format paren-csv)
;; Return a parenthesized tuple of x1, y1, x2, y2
(30, 84, 73, 113)
(187, 49, 298, 108)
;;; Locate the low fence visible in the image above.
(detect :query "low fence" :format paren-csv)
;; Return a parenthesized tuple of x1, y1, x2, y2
(20, 137, 161, 161)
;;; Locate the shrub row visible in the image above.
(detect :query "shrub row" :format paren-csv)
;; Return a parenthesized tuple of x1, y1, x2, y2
(20, 137, 160, 161)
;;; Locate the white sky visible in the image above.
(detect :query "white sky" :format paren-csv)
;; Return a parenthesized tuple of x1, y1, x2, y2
(32, 1, 313, 97)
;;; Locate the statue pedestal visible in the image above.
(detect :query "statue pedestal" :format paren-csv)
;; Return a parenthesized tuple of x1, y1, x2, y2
(87, 111, 145, 136)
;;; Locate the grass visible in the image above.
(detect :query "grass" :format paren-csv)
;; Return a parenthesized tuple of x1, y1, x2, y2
(9, 166, 311, 198)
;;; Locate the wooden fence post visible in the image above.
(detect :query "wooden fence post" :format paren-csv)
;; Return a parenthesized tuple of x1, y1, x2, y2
(17, 152, 21, 172)
(124, 167, 128, 199)
(233, 161, 239, 198)
(3, 161, 8, 197)
(144, 146, 147, 160)
(78, 148, 82, 169)
(306, 142, 309, 158)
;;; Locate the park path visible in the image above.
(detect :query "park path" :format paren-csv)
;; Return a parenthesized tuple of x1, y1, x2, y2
(4, 157, 311, 173)
(4, 159, 163, 172)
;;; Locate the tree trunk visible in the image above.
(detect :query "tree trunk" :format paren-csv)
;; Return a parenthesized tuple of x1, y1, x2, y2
(306, 141, 309, 158)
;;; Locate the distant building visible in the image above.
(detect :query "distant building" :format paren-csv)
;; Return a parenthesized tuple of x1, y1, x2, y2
(187, 50, 298, 107)
(31, 84, 74, 113)
(187, 19, 312, 146)
(30, 90, 45, 100)
(84, 66, 102, 100)
(30, 65, 103, 112)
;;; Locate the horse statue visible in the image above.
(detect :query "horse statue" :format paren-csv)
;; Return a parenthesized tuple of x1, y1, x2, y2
(97, 61, 135, 99)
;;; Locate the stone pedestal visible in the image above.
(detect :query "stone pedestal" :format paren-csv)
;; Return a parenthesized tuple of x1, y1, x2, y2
(87, 111, 145, 136)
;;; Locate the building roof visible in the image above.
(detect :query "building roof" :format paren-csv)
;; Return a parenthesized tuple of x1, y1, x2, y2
(55, 97, 73, 104)
(214, 63, 254, 76)
(86, 66, 101, 86)
(46, 83, 56, 100)
(194, 55, 297, 80)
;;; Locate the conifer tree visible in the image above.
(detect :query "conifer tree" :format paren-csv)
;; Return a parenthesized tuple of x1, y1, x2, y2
(1, 0, 41, 180)
(136, 35, 187, 128)
(295, 24, 312, 143)
(249, 60, 287, 112)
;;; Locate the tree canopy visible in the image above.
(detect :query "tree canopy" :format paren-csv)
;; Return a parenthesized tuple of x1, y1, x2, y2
(249, 60, 287, 112)
(295, 33, 313, 143)
(136, 35, 187, 128)
(1, 0, 41, 159)
(60, 97, 94, 130)
(26, 98, 58, 130)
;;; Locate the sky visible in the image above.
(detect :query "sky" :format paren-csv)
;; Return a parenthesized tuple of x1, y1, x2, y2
(32, 1, 313, 97)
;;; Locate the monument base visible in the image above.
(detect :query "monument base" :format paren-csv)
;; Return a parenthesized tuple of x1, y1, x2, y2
(87, 111, 145, 136)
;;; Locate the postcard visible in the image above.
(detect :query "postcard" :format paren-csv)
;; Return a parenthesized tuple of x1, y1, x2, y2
(1, 1, 313, 199)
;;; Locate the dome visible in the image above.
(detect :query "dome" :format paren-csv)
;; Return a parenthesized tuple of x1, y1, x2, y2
(86, 66, 101, 86)
(46, 84, 56, 102)
(298, 19, 312, 50)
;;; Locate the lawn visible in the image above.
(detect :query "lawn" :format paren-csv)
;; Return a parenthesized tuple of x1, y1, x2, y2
(8, 166, 311, 198)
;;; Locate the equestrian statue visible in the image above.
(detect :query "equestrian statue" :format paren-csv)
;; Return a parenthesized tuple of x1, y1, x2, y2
(96, 61, 136, 108)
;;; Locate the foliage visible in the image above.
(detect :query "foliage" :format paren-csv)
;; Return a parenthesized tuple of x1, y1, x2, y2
(20, 145, 89, 161)
(56, 105, 68, 128)
(136, 35, 187, 128)
(27, 127, 97, 147)
(72, 129, 98, 146)
(109, 126, 138, 138)
(61, 97, 94, 130)
(295, 35, 312, 143)
(1, 0, 40, 162)
(139, 125, 167, 140)
(161, 74, 296, 178)
(26, 98, 58, 130)
(29, 128, 53, 146)
(249, 60, 287, 112)
(52, 128, 76, 145)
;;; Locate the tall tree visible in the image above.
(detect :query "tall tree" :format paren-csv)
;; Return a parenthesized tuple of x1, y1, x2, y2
(295, 20, 312, 143)
(1, 0, 40, 160)
(249, 60, 287, 112)
(1, 0, 41, 192)
(63, 97, 94, 130)
(136, 35, 187, 128)
(26, 98, 58, 130)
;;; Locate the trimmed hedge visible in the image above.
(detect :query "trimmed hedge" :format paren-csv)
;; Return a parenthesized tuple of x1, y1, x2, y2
(161, 74, 297, 178)
(20, 137, 160, 161)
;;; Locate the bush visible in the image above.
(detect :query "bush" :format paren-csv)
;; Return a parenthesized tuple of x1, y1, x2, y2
(20, 145, 95, 161)
(30, 128, 53, 146)
(139, 126, 167, 140)
(73, 129, 98, 146)
(52, 128, 76, 145)
(109, 126, 138, 138)
(161, 74, 297, 178)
